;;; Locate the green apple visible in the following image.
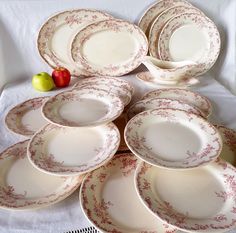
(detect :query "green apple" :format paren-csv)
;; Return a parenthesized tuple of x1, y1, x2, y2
(32, 72, 54, 92)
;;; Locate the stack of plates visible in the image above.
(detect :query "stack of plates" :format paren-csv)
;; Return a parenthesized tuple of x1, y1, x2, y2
(3, 76, 133, 210)
(37, 9, 148, 77)
(137, 0, 221, 87)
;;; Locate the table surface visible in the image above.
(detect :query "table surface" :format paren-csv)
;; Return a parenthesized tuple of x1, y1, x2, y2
(0, 0, 235, 232)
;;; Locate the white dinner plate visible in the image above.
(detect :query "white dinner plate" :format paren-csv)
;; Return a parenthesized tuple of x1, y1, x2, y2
(37, 9, 112, 76)
(216, 125, 236, 167)
(73, 76, 134, 95)
(42, 87, 124, 127)
(71, 19, 148, 76)
(127, 97, 204, 120)
(138, 0, 192, 36)
(142, 88, 212, 118)
(27, 123, 120, 176)
(158, 13, 220, 75)
(125, 109, 222, 169)
(80, 153, 178, 233)
(5, 97, 49, 136)
(149, 6, 201, 58)
(73, 81, 132, 106)
(0, 140, 83, 210)
(135, 159, 236, 232)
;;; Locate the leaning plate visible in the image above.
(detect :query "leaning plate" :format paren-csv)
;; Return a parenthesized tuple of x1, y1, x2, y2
(37, 9, 112, 76)
(142, 88, 211, 118)
(158, 13, 220, 75)
(216, 125, 236, 166)
(135, 159, 236, 232)
(71, 19, 148, 76)
(138, 0, 192, 36)
(125, 109, 222, 169)
(5, 97, 48, 137)
(80, 153, 177, 233)
(0, 140, 82, 210)
(28, 123, 120, 176)
(149, 6, 201, 58)
(42, 88, 124, 127)
(127, 97, 204, 120)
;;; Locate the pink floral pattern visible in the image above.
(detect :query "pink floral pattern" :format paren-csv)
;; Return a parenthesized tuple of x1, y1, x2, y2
(125, 108, 222, 169)
(142, 88, 211, 118)
(0, 140, 82, 209)
(42, 87, 124, 127)
(71, 19, 148, 76)
(81, 153, 176, 232)
(136, 159, 236, 232)
(5, 97, 48, 136)
(28, 122, 120, 175)
(37, 9, 112, 76)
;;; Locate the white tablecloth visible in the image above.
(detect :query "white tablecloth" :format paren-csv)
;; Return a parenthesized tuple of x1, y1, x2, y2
(0, 0, 236, 232)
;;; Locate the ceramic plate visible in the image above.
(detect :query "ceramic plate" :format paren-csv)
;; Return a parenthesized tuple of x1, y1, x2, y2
(136, 71, 199, 88)
(37, 9, 112, 76)
(80, 153, 177, 233)
(135, 159, 236, 232)
(73, 76, 134, 95)
(42, 88, 124, 127)
(71, 19, 148, 76)
(127, 97, 204, 120)
(142, 88, 212, 118)
(216, 125, 236, 166)
(158, 13, 220, 75)
(28, 123, 120, 176)
(0, 140, 83, 210)
(73, 81, 132, 106)
(138, 0, 192, 36)
(5, 97, 49, 137)
(125, 109, 222, 169)
(149, 6, 201, 58)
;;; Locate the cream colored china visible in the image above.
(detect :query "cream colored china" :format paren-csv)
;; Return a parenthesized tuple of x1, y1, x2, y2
(0, 140, 83, 210)
(5, 97, 48, 136)
(27, 123, 120, 176)
(127, 97, 204, 120)
(42, 88, 124, 127)
(80, 153, 178, 233)
(71, 19, 148, 76)
(149, 6, 202, 58)
(142, 56, 197, 81)
(125, 109, 222, 169)
(138, 0, 192, 36)
(37, 9, 112, 76)
(142, 88, 212, 118)
(135, 159, 236, 232)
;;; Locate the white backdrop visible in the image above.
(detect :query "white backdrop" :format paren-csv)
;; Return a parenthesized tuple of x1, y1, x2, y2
(0, 1, 236, 233)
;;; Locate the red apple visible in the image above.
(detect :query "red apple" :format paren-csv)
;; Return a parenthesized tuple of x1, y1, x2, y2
(52, 67, 71, 88)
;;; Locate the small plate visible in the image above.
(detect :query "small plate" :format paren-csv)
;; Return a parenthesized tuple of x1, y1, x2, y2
(42, 88, 124, 127)
(37, 9, 112, 76)
(142, 88, 211, 118)
(138, 0, 192, 36)
(216, 125, 236, 166)
(149, 6, 201, 58)
(125, 109, 222, 169)
(73, 76, 134, 95)
(71, 19, 148, 76)
(0, 140, 82, 210)
(136, 71, 199, 88)
(158, 13, 220, 75)
(80, 153, 177, 233)
(135, 159, 236, 232)
(73, 81, 132, 106)
(28, 123, 120, 176)
(127, 97, 204, 120)
(5, 97, 49, 136)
